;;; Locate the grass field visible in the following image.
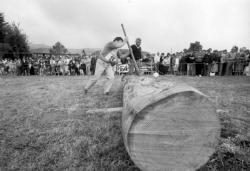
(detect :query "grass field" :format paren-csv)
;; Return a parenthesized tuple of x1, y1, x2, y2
(0, 75, 249, 171)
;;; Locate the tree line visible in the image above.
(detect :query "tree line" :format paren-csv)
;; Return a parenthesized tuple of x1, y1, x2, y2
(0, 13, 30, 59)
(0, 13, 71, 59)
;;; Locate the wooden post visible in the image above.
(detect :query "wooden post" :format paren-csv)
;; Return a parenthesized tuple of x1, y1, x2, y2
(122, 76, 221, 171)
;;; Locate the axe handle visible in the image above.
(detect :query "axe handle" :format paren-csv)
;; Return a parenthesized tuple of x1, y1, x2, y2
(121, 24, 140, 75)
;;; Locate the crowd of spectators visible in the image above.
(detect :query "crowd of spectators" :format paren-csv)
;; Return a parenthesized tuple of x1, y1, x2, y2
(1, 46, 250, 77)
(0, 53, 97, 76)
(153, 46, 250, 76)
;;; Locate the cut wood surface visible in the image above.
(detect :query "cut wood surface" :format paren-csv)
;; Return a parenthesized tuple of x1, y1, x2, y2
(122, 76, 221, 171)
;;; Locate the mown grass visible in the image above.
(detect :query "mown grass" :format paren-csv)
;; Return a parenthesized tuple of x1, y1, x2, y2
(0, 76, 249, 171)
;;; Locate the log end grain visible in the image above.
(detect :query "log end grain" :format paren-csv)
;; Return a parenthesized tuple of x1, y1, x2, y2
(123, 78, 220, 171)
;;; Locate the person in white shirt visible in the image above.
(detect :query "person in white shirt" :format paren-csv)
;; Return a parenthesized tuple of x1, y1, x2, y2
(154, 52, 160, 72)
(50, 58, 56, 75)
(244, 62, 250, 76)
(174, 53, 180, 74)
(84, 36, 128, 95)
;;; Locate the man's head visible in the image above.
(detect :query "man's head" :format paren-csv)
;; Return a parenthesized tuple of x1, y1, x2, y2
(113, 37, 124, 47)
(113, 37, 123, 42)
(135, 38, 141, 47)
(205, 50, 210, 54)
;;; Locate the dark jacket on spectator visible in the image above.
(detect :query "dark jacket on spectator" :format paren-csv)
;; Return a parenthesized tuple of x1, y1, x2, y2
(186, 54, 195, 63)
(203, 54, 213, 64)
(130, 45, 142, 61)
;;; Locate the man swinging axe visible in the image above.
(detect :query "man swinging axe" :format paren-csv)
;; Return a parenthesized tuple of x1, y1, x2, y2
(84, 36, 128, 95)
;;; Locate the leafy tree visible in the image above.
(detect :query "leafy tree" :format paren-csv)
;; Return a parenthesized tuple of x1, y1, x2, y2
(0, 13, 7, 42)
(0, 13, 30, 59)
(0, 13, 10, 58)
(4, 23, 30, 53)
(49, 41, 68, 55)
(188, 41, 203, 52)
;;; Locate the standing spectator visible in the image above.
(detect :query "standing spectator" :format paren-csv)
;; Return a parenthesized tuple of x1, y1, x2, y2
(84, 56, 91, 75)
(90, 56, 97, 75)
(80, 58, 87, 75)
(170, 54, 175, 75)
(159, 53, 171, 75)
(30, 62, 35, 75)
(33, 60, 39, 75)
(4, 59, 10, 75)
(16, 58, 22, 75)
(67, 59, 72, 75)
(28, 60, 32, 75)
(210, 51, 220, 75)
(225, 46, 237, 75)
(203, 50, 213, 76)
(59, 57, 66, 75)
(174, 52, 181, 75)
(219, 50, 228, 76)
(194, 51, 204, 76)
(122, 38, 143, 74)
(55, 60, 60, 76)
(234, 49, 246, 75)
(154, 52, 160, 72)
(22, 57, 29, 76)
(50, 57, 56, 75)
(40, 59, 46, 76)
(75, 60, 80, 75)
(243, 62, 250, 76)
(158, 53, 164, 75)
(179, 53, 187, 75)
(0, 59, 4, 75)
(186, 52, 195, 76)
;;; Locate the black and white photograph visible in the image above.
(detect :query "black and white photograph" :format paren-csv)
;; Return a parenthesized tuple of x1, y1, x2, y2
(0, 0, 249, 170)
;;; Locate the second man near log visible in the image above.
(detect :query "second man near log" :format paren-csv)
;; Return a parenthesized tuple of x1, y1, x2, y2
(122, 38, 143, 74)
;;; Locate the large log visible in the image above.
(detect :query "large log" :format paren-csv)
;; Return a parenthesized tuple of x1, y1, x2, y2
(122, 76, 221, 171)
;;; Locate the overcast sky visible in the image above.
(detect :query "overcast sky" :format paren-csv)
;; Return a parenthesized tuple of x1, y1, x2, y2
(1, 0, 249, 52)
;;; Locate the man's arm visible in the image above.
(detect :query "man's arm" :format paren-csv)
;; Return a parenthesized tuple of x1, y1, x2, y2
(120, 51, 130, 59)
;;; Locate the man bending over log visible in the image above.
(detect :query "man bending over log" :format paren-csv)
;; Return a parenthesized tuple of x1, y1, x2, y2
(84, 37, 128, 95)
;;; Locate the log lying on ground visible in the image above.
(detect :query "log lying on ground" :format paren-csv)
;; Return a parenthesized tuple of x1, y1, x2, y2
(122, 76, 221, 171)
(86, 107, 122, 114)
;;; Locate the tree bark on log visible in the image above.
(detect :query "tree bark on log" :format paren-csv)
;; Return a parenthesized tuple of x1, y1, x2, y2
(122, 76, 221, 171)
